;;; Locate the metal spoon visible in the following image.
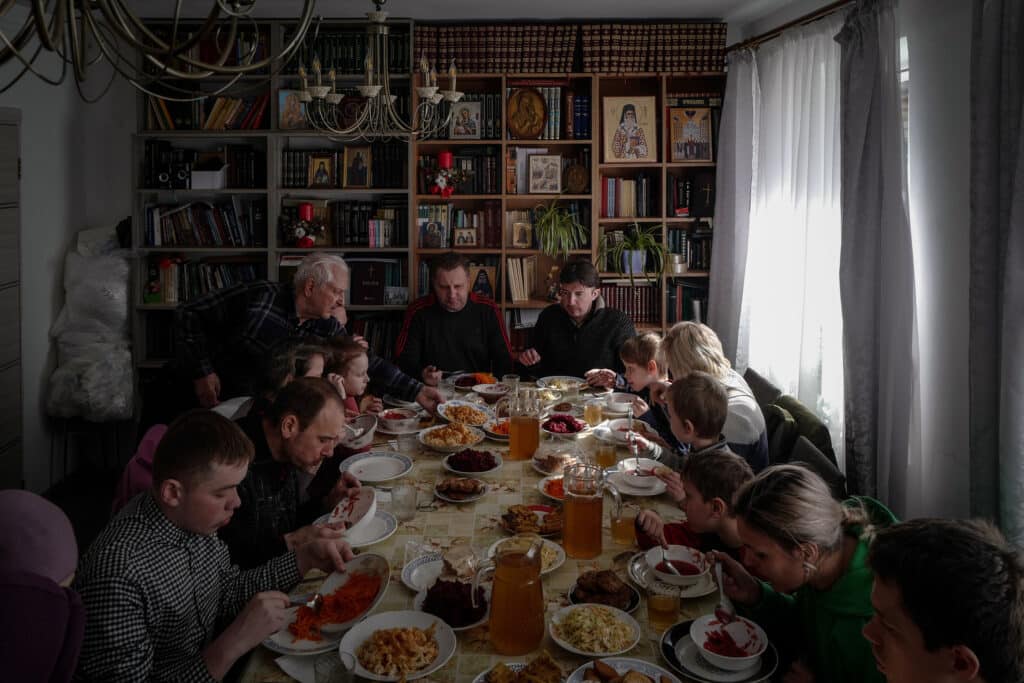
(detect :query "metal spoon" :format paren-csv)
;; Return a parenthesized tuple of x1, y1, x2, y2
(289, 593, 323, 611)
(661, 546, 682, 576)
(714, 562, 737, 623)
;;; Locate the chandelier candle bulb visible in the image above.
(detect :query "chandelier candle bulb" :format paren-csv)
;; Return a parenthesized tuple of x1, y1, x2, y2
(448, 59, 457, 92)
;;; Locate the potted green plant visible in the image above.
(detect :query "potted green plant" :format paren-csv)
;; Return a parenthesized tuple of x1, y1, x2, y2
(600, 222, 666, 284)
(533, 196, 589, 260)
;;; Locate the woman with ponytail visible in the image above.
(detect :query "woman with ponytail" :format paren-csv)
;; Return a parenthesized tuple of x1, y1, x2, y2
(713, 464, 895, 683)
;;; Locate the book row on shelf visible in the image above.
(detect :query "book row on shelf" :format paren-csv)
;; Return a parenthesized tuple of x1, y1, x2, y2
(578, 23, 727, 73)
(144, 26, 269, 74)
(347, 259, 409, 306)
(280, 143, 407, 190)
(144, 198, 266, 248)
(666, 279, 709, 325)
(601, 174, 657, 218)
(503, 84, 586, 141)
(279, 198, 408, 248)
(422, 93, 503, 141)
(670, 224, 714, 271)
(287, 28, 411, 75)
(506, 255, 538, 303)
(146, 93, 270, 132)
(142, 141, 266, 190)
(415, 24, 578, 74)
(415, 148, 501, 195)
(599, 280, 661, 326)
(416, 202, 501, 249)
(144, 258, 264, 305)
(669, 170, 716, 218)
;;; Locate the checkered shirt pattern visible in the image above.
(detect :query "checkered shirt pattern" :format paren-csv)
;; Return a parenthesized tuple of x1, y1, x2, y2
(73, 493, 301, 683)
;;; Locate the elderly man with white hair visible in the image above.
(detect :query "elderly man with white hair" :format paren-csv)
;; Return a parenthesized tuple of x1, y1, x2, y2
(174, 253, 439, 412)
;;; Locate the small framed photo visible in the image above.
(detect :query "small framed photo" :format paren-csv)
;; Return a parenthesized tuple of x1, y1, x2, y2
(470, 265, 497, 299)
(529, 154, 562, 194)
(668, 107, 714, 162)
(512, 221, 533, 248)
(343, 146, 372, 188)
(454, 227, 478, 246)
(604, 96, 658, 163)
(278, 89, 307, 130)
(307, 154, 334, 188)
(450, 101, 482, 140)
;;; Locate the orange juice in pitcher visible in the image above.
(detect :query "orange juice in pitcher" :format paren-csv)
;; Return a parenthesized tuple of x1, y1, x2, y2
(562, 463, 621, 559)
(475, 534, 545, 654)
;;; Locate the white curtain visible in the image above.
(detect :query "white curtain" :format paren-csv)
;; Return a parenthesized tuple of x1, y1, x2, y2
(734, 13, 848, 468)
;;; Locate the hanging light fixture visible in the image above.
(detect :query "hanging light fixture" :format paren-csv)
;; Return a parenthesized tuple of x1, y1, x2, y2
(297, 0, 463, 141)
(0, 1, 316, 102)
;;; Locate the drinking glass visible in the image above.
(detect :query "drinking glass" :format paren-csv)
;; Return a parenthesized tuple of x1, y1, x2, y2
(395, 430, 419, 455)
(610, 502, 639, 546)
(647, 583, 681, 635)
(501, 374, 520, 396)
(595, 443, 618, 470)
(583, 399, 604, 427)
(314, 651, 355, 683)
(392, 483, 418, 522)
(440, 376, 456, 401)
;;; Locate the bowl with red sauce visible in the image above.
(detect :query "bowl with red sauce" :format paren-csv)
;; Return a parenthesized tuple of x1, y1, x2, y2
(689, 613, 767, 671)
(378, 408, 420, 433)
(645, 545, 711, 587)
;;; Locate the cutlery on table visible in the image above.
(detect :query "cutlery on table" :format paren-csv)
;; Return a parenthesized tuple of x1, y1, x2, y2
(714, 562, 738, 624)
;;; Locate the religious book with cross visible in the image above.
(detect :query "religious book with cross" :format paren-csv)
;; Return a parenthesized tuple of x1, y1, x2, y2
(690, 169, 716, 218)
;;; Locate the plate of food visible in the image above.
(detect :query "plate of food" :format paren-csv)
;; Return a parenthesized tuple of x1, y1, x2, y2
(414, 581, 491, 631)
(377, 408, 423, 434)
(264, 553, 390, 655)
(401, 552, 443, 593)
(537, 376, 586, 392)
(315, 510, 399, 549)
(532, 450, 578, 476)
(340, 451, 414, 483)
(482, 418, 510, 441)
(568, 569, 642, 613)
(549, 604, 641, 657)
(340, 610, 457, 682)
(566, 658, 682, 683)
(487, 536, 565, 576)
(626, 552, 718, 599)
(419, 423, 485, 453)
(595, 418, 652, 444)
(443, 449, 502, 476)
(538, 474, 566, 502)
(473, 652, 562, 683)
(541, 414, 589, 438)
(660, 620, 779, 683)
(433, 476, 488, 504)
(499, 503, 562, 536)
(437, 400, 494, 427)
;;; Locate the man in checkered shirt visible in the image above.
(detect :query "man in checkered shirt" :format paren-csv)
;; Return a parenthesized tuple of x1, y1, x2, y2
(74, 410, 355, 682)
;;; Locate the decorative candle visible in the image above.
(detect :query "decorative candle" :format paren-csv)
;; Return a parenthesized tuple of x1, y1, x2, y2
(419, 52, 430, 83)
(299, 203, 314, 222)
(312, 56, 322, 86)
(365, 53, 374, 85)
(428, 62, 437, 88)
(448, 58, 457, 91)
(328, 68, 336, 93)
(438, 150, 453, 169)
(298, 63, 308, 91)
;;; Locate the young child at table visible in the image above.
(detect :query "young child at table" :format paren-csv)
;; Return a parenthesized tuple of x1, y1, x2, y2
(714, 465, 896, 683)
(865, 518, 1024, 683)
(618, 333, 679, 451)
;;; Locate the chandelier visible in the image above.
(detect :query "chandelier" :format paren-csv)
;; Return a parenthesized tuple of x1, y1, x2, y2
(0, 1, 316, 101)
(297, 0, 463, 141)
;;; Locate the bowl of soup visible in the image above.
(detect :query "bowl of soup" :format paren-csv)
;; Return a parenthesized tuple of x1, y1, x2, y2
(645, 544, 711, 587)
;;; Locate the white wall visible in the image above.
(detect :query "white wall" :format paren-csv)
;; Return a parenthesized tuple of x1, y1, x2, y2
(901, 0, 972, 518)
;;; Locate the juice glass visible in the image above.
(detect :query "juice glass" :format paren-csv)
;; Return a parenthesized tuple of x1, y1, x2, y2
(563, 463, 620, 559)
(595, 443, 618, 469)
(610, 502, 638, 545)
(508, 389, 540, 460)
(583, 399, 604, 427)
(647, 583, 681, 634)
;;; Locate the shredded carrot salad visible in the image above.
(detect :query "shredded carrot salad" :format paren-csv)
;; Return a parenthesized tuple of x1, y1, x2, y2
(473, 372, 497, 384)
(288, 572, 382, 641)
(545, 478, 565, 499)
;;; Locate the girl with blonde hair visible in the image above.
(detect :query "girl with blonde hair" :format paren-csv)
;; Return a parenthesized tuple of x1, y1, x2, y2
(714, 465, 895, 683)
(654, 321, 768, 470)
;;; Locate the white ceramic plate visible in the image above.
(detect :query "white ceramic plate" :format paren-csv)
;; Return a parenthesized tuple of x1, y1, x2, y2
(413, 583, 492, 631)
(486, 536, 566, 575)
(472, 663, 525, 683)
(598, 418, 653, 444)
(442, 451, 503, 476)
(627, 552, 718, 599)
(340, 451, 414, 483)
(567, 580, 641, 614)
(541, 414, 591, 439)
(338, 610, 457, 682)
(433, 478, 488, 504)
(401, 553, 443, 592)
(537, 375, 587, 391)
(660, 620, 779, 683)
(566, 658, 682, 683)
(314, 510, 399, 548)
(263, 553, 390, 656)
(548, 604, 641, 657)
(537, 474, 565, 503)
(418, 424, 485, 453)
(482, 419, 510, 441)
(437, 400, 495, 426)
(607, 470, 667, 497)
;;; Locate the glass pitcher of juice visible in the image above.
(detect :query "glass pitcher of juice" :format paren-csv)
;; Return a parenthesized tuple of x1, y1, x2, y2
(473, 534, 545, 655)
(563, 463, 621, 558)
(507, 388, 540, 461)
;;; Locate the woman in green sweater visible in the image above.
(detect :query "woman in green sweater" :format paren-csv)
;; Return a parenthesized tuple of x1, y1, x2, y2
(713, 464, 896, 683)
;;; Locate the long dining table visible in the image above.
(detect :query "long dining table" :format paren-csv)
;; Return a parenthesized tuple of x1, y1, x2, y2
(239, 399, 718, 683)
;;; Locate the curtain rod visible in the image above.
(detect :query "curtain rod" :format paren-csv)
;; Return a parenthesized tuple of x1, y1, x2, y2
(725, 0, 854, 53)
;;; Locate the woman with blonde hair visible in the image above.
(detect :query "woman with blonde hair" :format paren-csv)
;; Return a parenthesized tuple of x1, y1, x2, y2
(654, 321, 768, 470)
(714, 465, 895, 683)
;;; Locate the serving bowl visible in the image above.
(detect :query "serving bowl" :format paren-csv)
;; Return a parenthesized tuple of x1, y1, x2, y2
(473, 383, 510, 404)
(689, 613, 768, 671)
(339, 414, 377, 450)
(644, 545, 711, 587)
(378, 408, 420, 432)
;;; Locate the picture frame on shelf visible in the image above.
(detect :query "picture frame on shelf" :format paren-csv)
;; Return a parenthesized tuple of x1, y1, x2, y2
(420, 220, 444, 249)
(603, 96, 657, 163)
(507, 87, 546, 140)
(512, 222, 533, 248)
(528, 154, 561, 194)
(668, 107, 714, 162)
(450, 101, 482, 139)
(343, 146, 372, 188)
(470, 265, 497, 299)
(307, 154, 334, 188)
(278, 89, 308, 130)
(454, 227, 478, 246)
